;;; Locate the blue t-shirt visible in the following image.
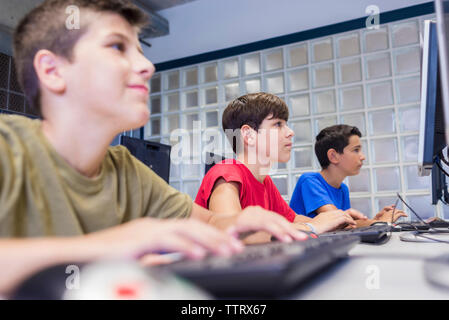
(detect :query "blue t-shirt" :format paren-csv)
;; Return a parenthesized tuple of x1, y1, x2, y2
(290, 172, 350, 218)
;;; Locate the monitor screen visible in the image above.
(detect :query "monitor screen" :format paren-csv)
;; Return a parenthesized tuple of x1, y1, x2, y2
(120, 136, 171, 183)
(435, 0, 449, 144)
(418, 19, 449, 205)
(418, 20, 446, 177)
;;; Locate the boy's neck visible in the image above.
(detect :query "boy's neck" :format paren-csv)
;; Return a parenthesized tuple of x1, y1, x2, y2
(236, 153, 271, 183)
(41, 115, 116, 178)
(320, 166, 346, 189)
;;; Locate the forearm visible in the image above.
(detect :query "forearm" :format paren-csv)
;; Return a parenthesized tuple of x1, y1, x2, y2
(190, 202, 240, 230)
(292, 221, 317, 233)
(293, 215, 313, 223)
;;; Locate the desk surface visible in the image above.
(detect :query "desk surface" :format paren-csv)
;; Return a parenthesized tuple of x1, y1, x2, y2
(291, 232, 449, 299)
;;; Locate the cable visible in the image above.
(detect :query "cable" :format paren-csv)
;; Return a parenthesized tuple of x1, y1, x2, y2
(435, 157, 449, 178)
(434, 154, 449, 205)
(391, 197, 399, 225)
(396, 193, 449, 243)
(440, 149, 449, 167)
(414, 231, 449, 244)
(381, 197, 400, 244)
(396, 193, 429, 226)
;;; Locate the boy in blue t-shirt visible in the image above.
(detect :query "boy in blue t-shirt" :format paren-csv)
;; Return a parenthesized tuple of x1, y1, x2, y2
(290, 125, 406, 227)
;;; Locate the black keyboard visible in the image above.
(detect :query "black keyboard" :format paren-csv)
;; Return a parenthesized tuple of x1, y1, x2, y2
(319, 224, 390, 243)
(429, 218, 449, 228)
(396, 222, 430, 231)
(157, 235, 359, 298)
(396, 219, 449, 231)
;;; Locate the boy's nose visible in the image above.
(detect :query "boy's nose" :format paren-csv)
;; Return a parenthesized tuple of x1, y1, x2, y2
(286, 125, 295, 137)
(140, 59, 155, 82)
(134, 54, 155, 82)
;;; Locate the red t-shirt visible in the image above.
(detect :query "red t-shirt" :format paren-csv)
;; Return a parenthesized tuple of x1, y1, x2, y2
(195, 159, 296, 222)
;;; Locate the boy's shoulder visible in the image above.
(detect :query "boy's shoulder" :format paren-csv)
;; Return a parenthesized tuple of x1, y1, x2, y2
(298, 172, 321, 183)
(0, 114, 40, 142)
(107, 144, 132, 159)
(0, 114, 39, 129)
(106, 144, 146, 170)
(207, 159, 245, 177)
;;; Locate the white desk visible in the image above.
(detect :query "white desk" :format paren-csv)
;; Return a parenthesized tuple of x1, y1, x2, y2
(292, 232, 449, 299)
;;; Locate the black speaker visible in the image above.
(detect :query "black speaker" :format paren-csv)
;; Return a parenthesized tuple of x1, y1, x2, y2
(204, 152, 226, 175)
(120, 136, 171, 183)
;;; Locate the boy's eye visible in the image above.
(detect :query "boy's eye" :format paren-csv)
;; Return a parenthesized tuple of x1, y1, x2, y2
(275, 122, 283, 127)
(111, 43, 125, 51)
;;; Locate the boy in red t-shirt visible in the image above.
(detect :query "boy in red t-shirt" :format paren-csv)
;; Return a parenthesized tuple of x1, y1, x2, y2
(195, 93, 367, 242)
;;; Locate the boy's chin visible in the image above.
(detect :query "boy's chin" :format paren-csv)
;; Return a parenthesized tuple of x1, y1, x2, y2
(349, 168, 362, 176)
(122, 110, 150, 132)
(277, 155, 291, 163)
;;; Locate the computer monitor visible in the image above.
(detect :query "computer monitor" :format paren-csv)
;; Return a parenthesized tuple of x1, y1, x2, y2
(120, 136, 171, 183)
(418, 19, 449, 204)
(435, 0, 449, 144)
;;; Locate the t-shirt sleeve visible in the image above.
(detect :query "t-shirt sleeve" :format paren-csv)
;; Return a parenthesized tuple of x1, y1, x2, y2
(128, 153, 193, 220)
(194, 163, 244, 209)
(300, 177, 336, 215)
(0, 122, 24, 234)
(0, 126, 15, 197)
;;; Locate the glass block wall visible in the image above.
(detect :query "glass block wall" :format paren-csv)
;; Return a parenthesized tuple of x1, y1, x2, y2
(147, 15, 449, 220)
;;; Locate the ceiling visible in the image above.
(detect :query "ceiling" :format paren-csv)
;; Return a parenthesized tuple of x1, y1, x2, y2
(0, 0, 198, 38)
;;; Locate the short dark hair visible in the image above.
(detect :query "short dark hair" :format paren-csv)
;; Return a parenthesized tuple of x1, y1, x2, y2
(13, 0, 148, 117)
(222, 92, 289, 153)
(315, 124, 362, 169)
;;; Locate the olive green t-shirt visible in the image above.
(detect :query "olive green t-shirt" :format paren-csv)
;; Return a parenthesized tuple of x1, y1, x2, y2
(0, 115, 192, 237)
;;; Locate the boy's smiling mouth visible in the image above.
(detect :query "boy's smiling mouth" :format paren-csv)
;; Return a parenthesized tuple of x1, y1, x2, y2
(128, 84, 149, 94)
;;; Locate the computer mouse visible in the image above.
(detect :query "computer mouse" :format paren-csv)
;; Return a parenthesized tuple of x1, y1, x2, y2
(11, 259, 211, 300)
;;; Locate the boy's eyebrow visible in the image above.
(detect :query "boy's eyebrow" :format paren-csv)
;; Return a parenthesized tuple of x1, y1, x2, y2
(106, 32, 144, 55)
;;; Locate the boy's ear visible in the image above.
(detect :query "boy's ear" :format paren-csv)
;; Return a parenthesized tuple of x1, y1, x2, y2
(327, 148, 341, 165)
(240, 125, 257, 147)
(33, 49, 66, 94)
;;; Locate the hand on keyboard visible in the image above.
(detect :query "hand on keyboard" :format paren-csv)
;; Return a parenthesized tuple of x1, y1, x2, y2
(374, 205, 407, 223)
(310, 209, 367, 234)
(226, 206, 309, 244)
